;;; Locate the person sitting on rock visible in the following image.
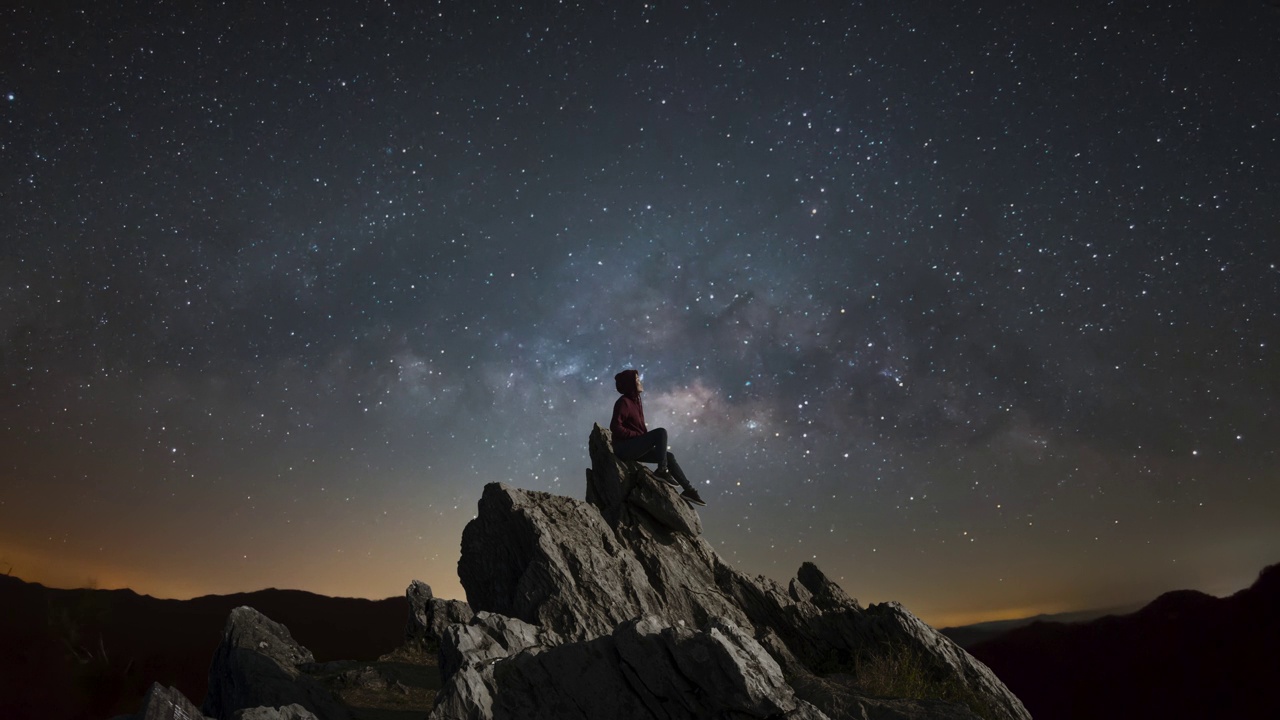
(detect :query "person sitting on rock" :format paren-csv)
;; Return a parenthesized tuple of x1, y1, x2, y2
(610, 369, 706, 506)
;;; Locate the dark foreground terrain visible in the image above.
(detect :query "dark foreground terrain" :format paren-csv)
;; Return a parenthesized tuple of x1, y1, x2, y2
(288, 643, 440, 720)
(7, 561, 1278, 720)
(0, 574, 409, 720)
(961, 563, 1280, 720)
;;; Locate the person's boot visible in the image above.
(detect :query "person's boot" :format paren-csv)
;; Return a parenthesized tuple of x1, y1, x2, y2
(680, 488, 706, 506)
(655, 467, 680, 486)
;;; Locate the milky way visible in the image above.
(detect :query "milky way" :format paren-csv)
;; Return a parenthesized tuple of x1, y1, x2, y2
(3, 1, 1278, 625)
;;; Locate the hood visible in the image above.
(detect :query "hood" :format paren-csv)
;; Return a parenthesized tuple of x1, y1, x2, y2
(614, 369, 640, 398)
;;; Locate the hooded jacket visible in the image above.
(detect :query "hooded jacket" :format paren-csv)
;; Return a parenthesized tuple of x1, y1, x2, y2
(610, 369, 647, 440)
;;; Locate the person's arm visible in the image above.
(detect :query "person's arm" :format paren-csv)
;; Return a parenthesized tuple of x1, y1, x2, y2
(632, 399, 648, 435)
(610, 397, 626, 437)
(612, 397, 646, 439)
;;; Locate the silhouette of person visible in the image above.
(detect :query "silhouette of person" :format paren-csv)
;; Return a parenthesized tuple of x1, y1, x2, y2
(609, 369, 706, 506)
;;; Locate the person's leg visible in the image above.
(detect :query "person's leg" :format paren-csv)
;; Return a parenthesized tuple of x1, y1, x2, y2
(613, 428, 669, 469)
(665, 451, 693, 492)
(667, 451, 705, 505)
(644, 428, 674, 476)
(614, 430, 703, 503)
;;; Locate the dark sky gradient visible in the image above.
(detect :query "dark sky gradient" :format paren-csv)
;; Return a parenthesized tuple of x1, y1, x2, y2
(3, 1, 1278, 626)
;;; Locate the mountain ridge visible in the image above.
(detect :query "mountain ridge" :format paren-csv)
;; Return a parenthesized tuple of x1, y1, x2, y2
(940, 604, 1145, 649)
(962, 562, 1280, 720)
(0, 573, 406, 720)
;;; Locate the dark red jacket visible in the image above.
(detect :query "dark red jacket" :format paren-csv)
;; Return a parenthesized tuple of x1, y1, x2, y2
(610, 370, 647, 440)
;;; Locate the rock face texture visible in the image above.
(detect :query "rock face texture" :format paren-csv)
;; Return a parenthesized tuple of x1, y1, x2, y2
(131, 682, 214, 720)
(430, 425, 1031, 720)
(433, 616, 829, 720)
(407, 579, 475, 650)
(231, 706, 319, 720)
(202, 606, 350, 720)
(121, 676, 323, 720)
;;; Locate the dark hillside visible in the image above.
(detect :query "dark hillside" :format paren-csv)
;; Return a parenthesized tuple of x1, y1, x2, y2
(0, 575, 406, 720)
(940, 605, 1142, 649)
(966, 564, 1280, 720)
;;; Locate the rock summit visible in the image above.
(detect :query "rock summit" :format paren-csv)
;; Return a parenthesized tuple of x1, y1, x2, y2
(429, 425, 1031, 719)
(116, 425, 1031, 720)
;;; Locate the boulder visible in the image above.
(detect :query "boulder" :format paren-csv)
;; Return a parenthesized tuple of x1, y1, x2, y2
(430, 425, 1032, 720)
(131, 682, 213, 720)
(407, 579, 475, 650)
(854, 602, 1028, 720)
(232, 706, 320, 720)
(431, 616, 829, 720)
(788, 673, 984, 720)
(457, 482, 664, 640)
(121, 677, 320, 720)
(439, 611, 560, 684)
(585, 424, 702, 536)
(202, 606, 351, 720)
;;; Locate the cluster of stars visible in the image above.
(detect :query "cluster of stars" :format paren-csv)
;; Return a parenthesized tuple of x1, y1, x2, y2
(1, 1, 1277, 623)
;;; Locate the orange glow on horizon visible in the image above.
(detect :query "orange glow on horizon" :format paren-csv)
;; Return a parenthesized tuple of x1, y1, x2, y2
(926, 603, 1078, 629)
(15, 548, 1077, 628)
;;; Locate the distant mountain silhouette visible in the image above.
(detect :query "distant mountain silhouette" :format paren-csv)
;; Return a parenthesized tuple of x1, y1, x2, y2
(962, 563, 1280, 720)
(0, 574, 405, 720)
(940, 605, 1142, 649)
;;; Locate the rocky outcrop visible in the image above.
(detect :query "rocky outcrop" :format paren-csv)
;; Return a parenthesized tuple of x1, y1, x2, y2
(125, 426, 1027, 720)
(457, 480, 667, 640)
(202, 606, 350, 720)
(123, 682, 319, 720)
(432, 615, 828, 720)
(129, 682, 214, 720)
(787, 673, 985, 720)
(584, 424, 703, 537)
(231, 706, 319, 720)
(429, 425, 1031, 720)
(455, 429, 743, 643)
(407, 579, 475, 650)
(438, 610, 561, 684)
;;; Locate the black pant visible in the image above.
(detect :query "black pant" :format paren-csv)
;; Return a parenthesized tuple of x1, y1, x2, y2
(612, 428, 692, 492)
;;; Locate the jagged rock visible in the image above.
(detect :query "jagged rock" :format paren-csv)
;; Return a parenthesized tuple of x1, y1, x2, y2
(430, 427, 1031, 720)
(130, 682, 213, 720)
(611, 617, 826, 720)
(430, 616, 829, 720)
(585, 424, 702, 536)
(456, 428, 758, 643)
(203, 606, 351, 720)
(407, 579, 475, 650)
(438, 611, 561, 684)
(796, 561, 860, 611)
(854, 602, 1028, 720)
(789, 673, 983, 720)
(457, 482, 664, 640)
(232, 705, 320, 720)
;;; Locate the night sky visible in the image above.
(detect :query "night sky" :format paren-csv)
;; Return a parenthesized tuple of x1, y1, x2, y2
(3, 1, 1278, 627)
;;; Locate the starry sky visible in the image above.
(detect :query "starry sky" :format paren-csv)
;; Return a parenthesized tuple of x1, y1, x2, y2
(3, 1, 1278, 628)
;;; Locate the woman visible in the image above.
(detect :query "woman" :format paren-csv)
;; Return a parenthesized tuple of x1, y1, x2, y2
(609, 369, 706, 506)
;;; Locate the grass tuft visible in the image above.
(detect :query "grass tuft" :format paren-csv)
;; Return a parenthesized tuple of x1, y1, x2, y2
(841, 642, 998, 720)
